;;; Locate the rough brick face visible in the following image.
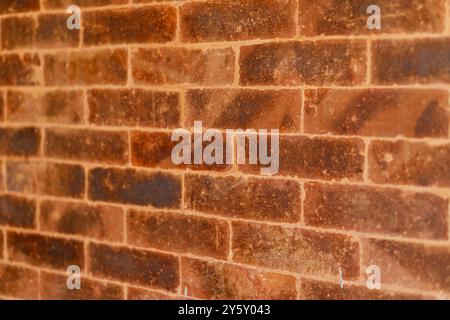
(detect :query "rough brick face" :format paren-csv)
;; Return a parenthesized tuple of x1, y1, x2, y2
(0, 195, 36, 228)
(0, 264, 38, 299)
(0, 54, 41, 86)
(0, 0, 40, 14)
(1, 17, 35, 50)
(36, 14, 80, 48)
(0, 127, 40, 156)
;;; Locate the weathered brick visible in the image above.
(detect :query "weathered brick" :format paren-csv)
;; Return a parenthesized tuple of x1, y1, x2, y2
(44, 128, 129, 164)
(36, 14, 80, 48)
(0, 195, 35, 228)
(0, 0, 40, 14)
(298, 0, 446, 36)
(362, 239, 450, 292)
(7, 161, 85, 198)
(132, 47, 234, 85)
(44, 49, 127, 86)
(180, 0, 296, 42)
(232, 222, 360, 278)
(83, 6, 176, 45)
(185, 89, 301, 132)
(7, 232, 84, 270)
(127, 287, 179, 300)
(0, 54, 41, 86)
(240, 41, 366, 86)
(0, 264, 38, 299)
(40, 272, 124, 300)
(181, 258, 297, 300)
(0, 92, 4, 121)
(185, 174, 300, 222)
(128, 210, 229, 259)
(40, 200, 124, 242)
(88, 89, 180, 127)
(0, 127, 40, 156)
(42, 0, 127, 9)
(369, 140, 450, 187)
(301, 278, 431, 300)
(88, 167, 181, 208)
(304, 183, 448, 240)
(304, 89, 449, 138)
(6, 90, 84, 124)
(1, 17, 35, 50)
(89, 243, 179, 291)
(240, 136, 364, 181)
(372, 38, 450, 84)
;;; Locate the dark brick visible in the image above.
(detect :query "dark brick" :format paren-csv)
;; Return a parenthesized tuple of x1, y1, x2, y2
(0, 127, 40, 156)
(1, 17, 35, 50)
(0, 195, 35, 228)
(0, 54, 41, 86)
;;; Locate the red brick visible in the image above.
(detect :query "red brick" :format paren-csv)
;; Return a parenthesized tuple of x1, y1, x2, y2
(304, 89, 449, 138)
(83, 6, 176, 45)
(44, 49, 127, 86)
(298, 0, 446, 36)
(0, 0, 40, 14)
(0, 54, 41, 86)
(40, 200, 124, 242)
(1, 17, 35, 50)
(372, 38, 450, 84)
(88, 167, 181, 208)
(362, 239, 450, 292)
(7, 231, 84, 270)
(42, 0, 127, 9)
(181, 258, 297, 300)
(369, 140, 450, 187)
(132, 47, 234, 85)
(89, 243, 179, 291)
(88, 89, 180, 127)
(301, 278, 431, 300)
(127, 210, 229, 259)
(6, 161, 85, 198)
(304, 183, 448, 240)
(6, 90, 84, 124)
(185, 89, 301, 132)
(232, 222, 360, 278)
(127, 286, 180, 300)
(0, 263, 38, 299)
(240, 136, 364, 181)
(40, 271, 124, 300)
(240, 41, 366, 86)
(36, 14, 80, 48)
(180, 0, 296, 42)
(0, 195, 35, 228)
(44, 128, 129, 164)
(185, 174, 301, 222)
(0, 127, 40, 156)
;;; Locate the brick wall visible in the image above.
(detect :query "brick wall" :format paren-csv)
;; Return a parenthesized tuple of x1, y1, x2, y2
(0, 0, 449, 300)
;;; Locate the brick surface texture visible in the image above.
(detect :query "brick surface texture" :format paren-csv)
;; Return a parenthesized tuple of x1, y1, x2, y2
(0, 0, 449, 300)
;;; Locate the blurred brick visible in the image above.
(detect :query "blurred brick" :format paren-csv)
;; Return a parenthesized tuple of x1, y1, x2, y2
(0, 0, 40, 14)
(0, 264, 38, 299)
(304, 183, 448, 240)
(88, 89, 180, 127)
(36, 14, 80, 48)
(1, 17, 35, 50)
(40, 272, 124, 300)
(45, 128, 129, 164)
(89, 243, 179, 291)
(372, 38, 450, 84)
(180, 0, 296, 42)
(0, 54, 41, 86)
(181, 258, 297, 300)
(7, 90, 84, 124)
(40, 200, 124, 242)
(369, 140, 450, 187)
(0, 232, 3, 259)
(240, 136, 364, 181)
(0, 127, 40, 156)
(42, 0, 127, 8)
(132, 47, 234, 85)
(83, 6, 176, 45)
(185, 89, 301, 132)
(128, 210, 229, 259)
(232, 222, 360, 278)
(0, 92, 4, 121)
(44, 49, 127, 86)
(304, 89, 449, 138)
(362, 239, 450, 292)
(7, 232, 84, 270)
(185, 174, 300, 222)
(7, 161, 85, 198)
(0, 195, 35, 228)
(301, 278, 431, 300)
(88, 167, 181, 208)
(299, 0, 446, 36)
(240, 41, 366, 86)
(127, 287, 179, 300)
